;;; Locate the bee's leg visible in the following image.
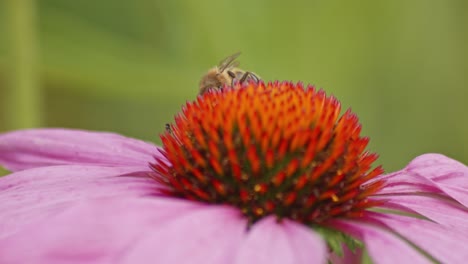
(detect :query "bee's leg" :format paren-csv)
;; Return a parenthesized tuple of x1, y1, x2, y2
(227, 70, 236, 87)
(239, 71, 259, 84)
(239, 72, 250, 84)
(249, 72, 260, 82)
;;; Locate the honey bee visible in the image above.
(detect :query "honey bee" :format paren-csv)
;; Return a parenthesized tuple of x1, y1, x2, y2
(199, 52, 261, 95)
(165, 123, 172, 134)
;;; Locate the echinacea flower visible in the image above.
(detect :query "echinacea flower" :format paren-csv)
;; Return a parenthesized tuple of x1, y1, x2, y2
(1, 82, 468, 264)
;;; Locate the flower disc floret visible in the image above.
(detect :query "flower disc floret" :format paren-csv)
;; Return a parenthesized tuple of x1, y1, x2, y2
(151, 81, 384, 225)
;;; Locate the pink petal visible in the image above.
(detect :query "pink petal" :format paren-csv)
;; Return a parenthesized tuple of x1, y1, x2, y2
(372, 194, 468, 232)
(235, 217, 327, 264)
(369, 212, 468, 263)
(121, 205, 248, 264)
(0, 165, 157, 239)
(0, 129, 162, 171)
(374, 171, 439, 194)
(376, 154, 468, 207)
(329, 219, 431, 264)
(0, 197, 203, 264)
(407, 154, 467, 184)
(407, 154, 468, 205)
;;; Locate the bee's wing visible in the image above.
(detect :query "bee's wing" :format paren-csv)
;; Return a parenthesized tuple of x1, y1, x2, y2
(229, 60, 240, 69)
(218, 52, 241, 73)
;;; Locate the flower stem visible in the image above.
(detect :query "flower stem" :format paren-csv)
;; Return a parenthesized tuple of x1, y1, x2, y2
(5, 0, 42, 129)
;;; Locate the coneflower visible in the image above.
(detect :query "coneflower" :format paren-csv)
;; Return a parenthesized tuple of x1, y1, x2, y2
(0, 81, 467, 264)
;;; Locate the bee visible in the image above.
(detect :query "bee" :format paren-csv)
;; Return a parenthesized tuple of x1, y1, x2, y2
(165, 123, 172, 134)
(199, 52, 261, 95)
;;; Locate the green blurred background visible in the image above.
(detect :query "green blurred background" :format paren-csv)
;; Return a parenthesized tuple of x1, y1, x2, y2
(0, 0, 466, 174)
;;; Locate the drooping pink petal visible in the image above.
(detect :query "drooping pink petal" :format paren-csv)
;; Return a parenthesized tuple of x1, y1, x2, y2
(0, 197, 204, 264)
(368, 212, 468, 263)
(406, 154, 467, 184)
(375, 154, 468, 207)
(374, 171, 439, 194)
(0, 165, 157, 239)
(406, 154, 468, 206)
(234, 217, 327, 264)
(0, 129, 162, 171)
(372, 194, 468, 232)
(121, 205, 248, 264)
(329, 219, 431, 264)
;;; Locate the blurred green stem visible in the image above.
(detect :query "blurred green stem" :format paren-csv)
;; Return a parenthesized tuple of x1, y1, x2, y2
(5, 0, 42, 129)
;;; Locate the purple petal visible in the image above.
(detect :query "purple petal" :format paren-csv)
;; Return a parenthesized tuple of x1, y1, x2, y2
(329, 219, 431, 264)
(406, 154, 468, 206)
(235, 217, 327, 264)
(406, 154, 467, 183)
(0, 165, 157, 239)
(372, 194, 468, 232)
(0, 197, 203, 264)
(374, 170, 439, 194)
(376, 154, 468, 207)
(121, 205, 248, 264)
(369, 212, 468, 263)
(0, 129, 162, 171)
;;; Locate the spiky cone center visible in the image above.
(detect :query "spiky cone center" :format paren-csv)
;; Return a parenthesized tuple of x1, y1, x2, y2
(151, 81, 384, 225)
